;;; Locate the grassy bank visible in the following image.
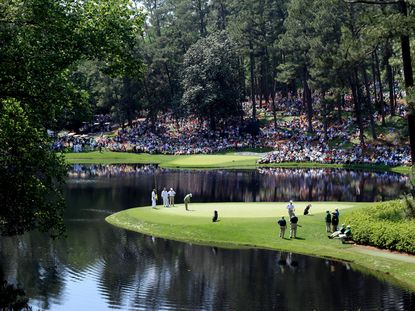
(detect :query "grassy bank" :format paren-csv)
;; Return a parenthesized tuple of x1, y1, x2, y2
(106, 202, 415, 292)
(64, 151, 411, 173)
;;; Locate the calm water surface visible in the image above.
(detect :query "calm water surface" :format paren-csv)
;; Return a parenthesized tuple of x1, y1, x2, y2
(0, 165, 413, 310)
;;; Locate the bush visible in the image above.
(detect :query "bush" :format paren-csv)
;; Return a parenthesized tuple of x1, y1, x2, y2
(344, 200, 415, 254)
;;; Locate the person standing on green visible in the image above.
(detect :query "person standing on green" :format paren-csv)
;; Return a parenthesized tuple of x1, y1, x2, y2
(277, 216, 287, 238)
(184, 193, 192, 211)
(289, 215, 298, 239)
(325, 211, 332, 233)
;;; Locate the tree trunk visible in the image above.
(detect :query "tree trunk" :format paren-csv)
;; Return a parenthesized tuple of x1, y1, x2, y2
(303, 66, 313, 133)
(374, 49, 385, 125)
(196, 0, 206, 37)
(337, 93, 342, 122)
(371, 53, 378, 104)
(392, 67, 397, 115)
(218, 0, 226, 30)
(143, 77, 156, 125)
(209, 108, 216, 131)
(270, 56, 278, 130)
(322, 92, 328, 141)
(409, 114, 415, 164)
(350, 70, 365, 146)
(249, 40, 256, 120)
(259, 92, 263, 112)
(362, 67, 377, 140)
(154, 0, 161, 37)
(399, 0, 415, 166)
(399, 1, 414, 88)
(164, 62, 174, 97)
(385, 41, 395, 116)
(271, 80, 277, 129)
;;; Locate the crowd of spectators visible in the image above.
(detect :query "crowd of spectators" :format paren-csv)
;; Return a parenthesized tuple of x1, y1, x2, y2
(54, 94, 412, 167)
(258, 142, 411, 166)
(56, 118, 268, 154)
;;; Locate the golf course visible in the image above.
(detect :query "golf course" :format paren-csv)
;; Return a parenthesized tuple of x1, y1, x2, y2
(65, 151, 411, 174)
(106, 201, 415, 292)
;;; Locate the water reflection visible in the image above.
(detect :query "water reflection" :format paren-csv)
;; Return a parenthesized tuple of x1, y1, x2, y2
(2, 229, 414, 311)
(68, 164, 409, 202)
(0, 165, 413, 310)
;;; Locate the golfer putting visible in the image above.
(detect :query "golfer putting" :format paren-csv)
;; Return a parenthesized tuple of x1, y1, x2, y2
(184, 193, 192, 211)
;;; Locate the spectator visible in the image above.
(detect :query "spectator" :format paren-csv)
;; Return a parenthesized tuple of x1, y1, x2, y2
(331, 212, 339, 232)
(277, 216, 287, 238)
(290, 215, 298, 239)
(325, 211, 332, 233)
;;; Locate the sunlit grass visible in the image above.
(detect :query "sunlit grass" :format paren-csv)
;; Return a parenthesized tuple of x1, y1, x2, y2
(64, 151, 411, 174)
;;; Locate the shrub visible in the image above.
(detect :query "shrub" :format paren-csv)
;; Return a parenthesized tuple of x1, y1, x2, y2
(344, 200, 415, 254)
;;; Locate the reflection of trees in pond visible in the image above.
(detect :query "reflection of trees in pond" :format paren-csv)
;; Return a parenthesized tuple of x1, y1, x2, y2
(67, 165, 410, 202)
(1, 219, 414, 310)
(0, 279, 31, 310)
(0, 235, 65, 310)
(1, 168, 412, 310)
(96, 237, 414, 311)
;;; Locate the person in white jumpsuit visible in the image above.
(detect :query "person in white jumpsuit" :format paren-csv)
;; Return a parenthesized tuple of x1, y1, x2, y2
(161, 187, 169, 207)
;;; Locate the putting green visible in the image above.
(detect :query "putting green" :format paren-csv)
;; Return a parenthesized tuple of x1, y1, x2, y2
(147, 202, 353, 218)
(64, 151, 411, 174)
(106, 201, 415, 292)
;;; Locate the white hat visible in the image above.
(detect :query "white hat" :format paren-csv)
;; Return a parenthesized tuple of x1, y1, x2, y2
(190, 193, 192, 197)
(289, 200, 293, 203)
(170, 188, 173, 191)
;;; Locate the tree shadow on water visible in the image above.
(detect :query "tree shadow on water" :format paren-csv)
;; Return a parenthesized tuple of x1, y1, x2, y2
(0, 280, 31, 310)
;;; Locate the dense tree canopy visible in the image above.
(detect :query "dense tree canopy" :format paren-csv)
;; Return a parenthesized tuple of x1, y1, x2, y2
(0, 99, 66, 236)
(182, 32, 242, 128)
(0, 0, 144, 236)
(136, 0, 414, 148)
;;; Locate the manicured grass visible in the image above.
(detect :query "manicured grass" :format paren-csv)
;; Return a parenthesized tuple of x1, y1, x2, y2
(64, 151, 411, 174)
(65, 151, 176, 164)
(106, 202, 415, 292)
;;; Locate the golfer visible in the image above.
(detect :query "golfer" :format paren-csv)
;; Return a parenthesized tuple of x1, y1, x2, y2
(184, 193, 192, 211)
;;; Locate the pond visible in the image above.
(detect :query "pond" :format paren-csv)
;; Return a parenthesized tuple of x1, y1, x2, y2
(0, 165, 413, 310)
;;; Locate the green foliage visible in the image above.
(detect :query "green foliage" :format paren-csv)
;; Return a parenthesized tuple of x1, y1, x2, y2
(345, 200, 415, 254)
(182, 31, 242, 126)
(0, 0, 144, 127)
(0, 0, 145, 236)
(0, 99, 66, 237)
(404, 196, 415, 218)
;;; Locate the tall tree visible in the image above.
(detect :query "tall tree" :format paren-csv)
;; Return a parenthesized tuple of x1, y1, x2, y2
(278, 0, 315, 133)
(182, 32, 242, 128)
(346, 0, 415, 163)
